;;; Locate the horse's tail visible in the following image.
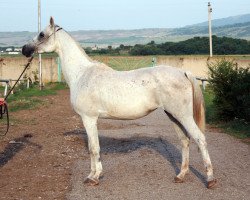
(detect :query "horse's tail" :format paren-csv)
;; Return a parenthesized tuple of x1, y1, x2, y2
(185, 72, 205, 133)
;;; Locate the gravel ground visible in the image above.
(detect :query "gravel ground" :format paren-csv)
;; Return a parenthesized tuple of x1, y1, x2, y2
(67, 109, 250, 200)
(0, 90, 249, 200)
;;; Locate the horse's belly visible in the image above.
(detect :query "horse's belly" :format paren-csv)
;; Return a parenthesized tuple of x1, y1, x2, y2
(98, 94, 160, 120)
(98, 107, 157, 120)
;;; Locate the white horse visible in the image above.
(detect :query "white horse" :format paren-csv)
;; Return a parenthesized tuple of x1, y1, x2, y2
(22, 17, 217, 188)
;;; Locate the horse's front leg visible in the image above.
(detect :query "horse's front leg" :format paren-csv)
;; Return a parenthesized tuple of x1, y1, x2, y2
(82, 115, 102, 186)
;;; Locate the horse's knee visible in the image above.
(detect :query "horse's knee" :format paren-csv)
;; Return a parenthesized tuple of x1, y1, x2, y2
(181, 138, 190, 148)
(89, 148, 100, 157)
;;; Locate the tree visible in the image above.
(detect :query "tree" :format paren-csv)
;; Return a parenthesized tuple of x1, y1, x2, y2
(128, 36, 250, 55)
(208, 60, 250, 121)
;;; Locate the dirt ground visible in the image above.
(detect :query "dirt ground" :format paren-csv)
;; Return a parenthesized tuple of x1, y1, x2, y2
(0, 89, 249, 200)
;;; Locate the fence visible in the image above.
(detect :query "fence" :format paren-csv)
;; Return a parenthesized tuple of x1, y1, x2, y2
(0, 78, 31, 96)
(0, 55, 249, 84)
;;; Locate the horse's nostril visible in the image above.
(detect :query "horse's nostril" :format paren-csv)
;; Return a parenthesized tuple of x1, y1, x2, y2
(21, 45, 27, 55)
(22, 44, 35, 57)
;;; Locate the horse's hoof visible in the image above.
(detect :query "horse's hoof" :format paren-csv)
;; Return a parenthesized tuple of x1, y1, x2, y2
(174, 176, 184, 183)
(207, 179, 217, 189)
(83, 177, 99, 186)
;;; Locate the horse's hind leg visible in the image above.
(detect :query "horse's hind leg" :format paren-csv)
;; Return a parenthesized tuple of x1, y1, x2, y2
(173, 123, 190, 183)
(180, 117, 216, 188)
(166, 112, 190, 183)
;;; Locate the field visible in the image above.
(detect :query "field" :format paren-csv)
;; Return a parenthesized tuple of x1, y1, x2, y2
(92, 55, 154, 70)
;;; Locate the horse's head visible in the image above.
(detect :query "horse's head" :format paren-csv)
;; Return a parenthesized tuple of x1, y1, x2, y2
(22, 17, 60, 57)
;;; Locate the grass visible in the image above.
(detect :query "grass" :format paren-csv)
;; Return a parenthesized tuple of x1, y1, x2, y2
(203, 87, 250, 140)
(92, 56, 154, 70)
(219, 120, 250, 139)
(0, 82, 68, 112)
(0, 52, 58, 58)
(203, 87, 217, 123)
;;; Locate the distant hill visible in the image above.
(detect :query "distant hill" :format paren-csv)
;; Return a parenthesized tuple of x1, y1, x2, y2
(188, 13, 250, 27)
(0, 31, 34, 47)
(0, 14, 250, 47)
(170, 21, 250, 39)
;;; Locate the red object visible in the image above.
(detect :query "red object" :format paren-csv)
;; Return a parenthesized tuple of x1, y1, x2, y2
(0, 98, 6, 106)
(0, 97, 9, 136)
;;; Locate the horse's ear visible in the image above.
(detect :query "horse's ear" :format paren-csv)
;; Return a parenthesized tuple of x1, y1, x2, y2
(50, 17, 55, 27)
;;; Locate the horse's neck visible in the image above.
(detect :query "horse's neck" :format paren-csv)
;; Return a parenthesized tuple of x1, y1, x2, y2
(55, 31, 93, 87)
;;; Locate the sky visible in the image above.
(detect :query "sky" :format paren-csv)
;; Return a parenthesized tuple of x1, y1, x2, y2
(0, 0, 250, 32)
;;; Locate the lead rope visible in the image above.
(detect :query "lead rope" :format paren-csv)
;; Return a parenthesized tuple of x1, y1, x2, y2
(0, 56, 34, 136)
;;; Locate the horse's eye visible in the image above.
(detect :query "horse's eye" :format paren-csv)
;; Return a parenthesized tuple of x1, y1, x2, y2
(39, 32, 45, 38)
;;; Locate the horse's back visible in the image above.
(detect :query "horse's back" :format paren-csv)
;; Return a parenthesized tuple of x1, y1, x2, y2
(74, 64, 192, 119)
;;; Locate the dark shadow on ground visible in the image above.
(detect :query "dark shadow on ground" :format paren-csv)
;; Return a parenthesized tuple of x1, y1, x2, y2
(0, 134, 42, 168)
(64, 129, 207, 187)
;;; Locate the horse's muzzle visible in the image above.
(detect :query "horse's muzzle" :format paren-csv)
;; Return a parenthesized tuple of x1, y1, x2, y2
(22, 44, 35, 57)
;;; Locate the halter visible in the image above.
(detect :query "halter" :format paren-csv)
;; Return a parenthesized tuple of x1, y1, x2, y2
(36, 26, 63, 47)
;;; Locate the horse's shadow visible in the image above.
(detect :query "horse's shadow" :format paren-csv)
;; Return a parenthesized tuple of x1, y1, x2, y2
(0, 134, 42, 168)
(64, 129, 207, 187)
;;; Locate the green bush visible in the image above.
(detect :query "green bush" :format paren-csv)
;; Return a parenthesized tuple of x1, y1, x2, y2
(208, 59, 250, 122)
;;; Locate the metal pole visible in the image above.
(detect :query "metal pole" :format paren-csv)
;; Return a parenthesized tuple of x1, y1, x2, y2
(57, 57, 62, 82)
(208, 2, 213, 57)
(38, 0, 43, 89)
(4, 83, 8, 96)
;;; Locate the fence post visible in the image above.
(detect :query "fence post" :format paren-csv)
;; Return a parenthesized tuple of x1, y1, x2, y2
(152, 57, 156, 67)
(9, 80, 14, 94)
(4, 83, 8, 96)
(202, 80, 206, 90)
(195, 77, 208, 90)
(27, 78, 30, 89)
(57, 57, 62, 82)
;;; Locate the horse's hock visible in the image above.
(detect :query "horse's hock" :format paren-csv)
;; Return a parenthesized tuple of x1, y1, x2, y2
(1, 56, 250, 84)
